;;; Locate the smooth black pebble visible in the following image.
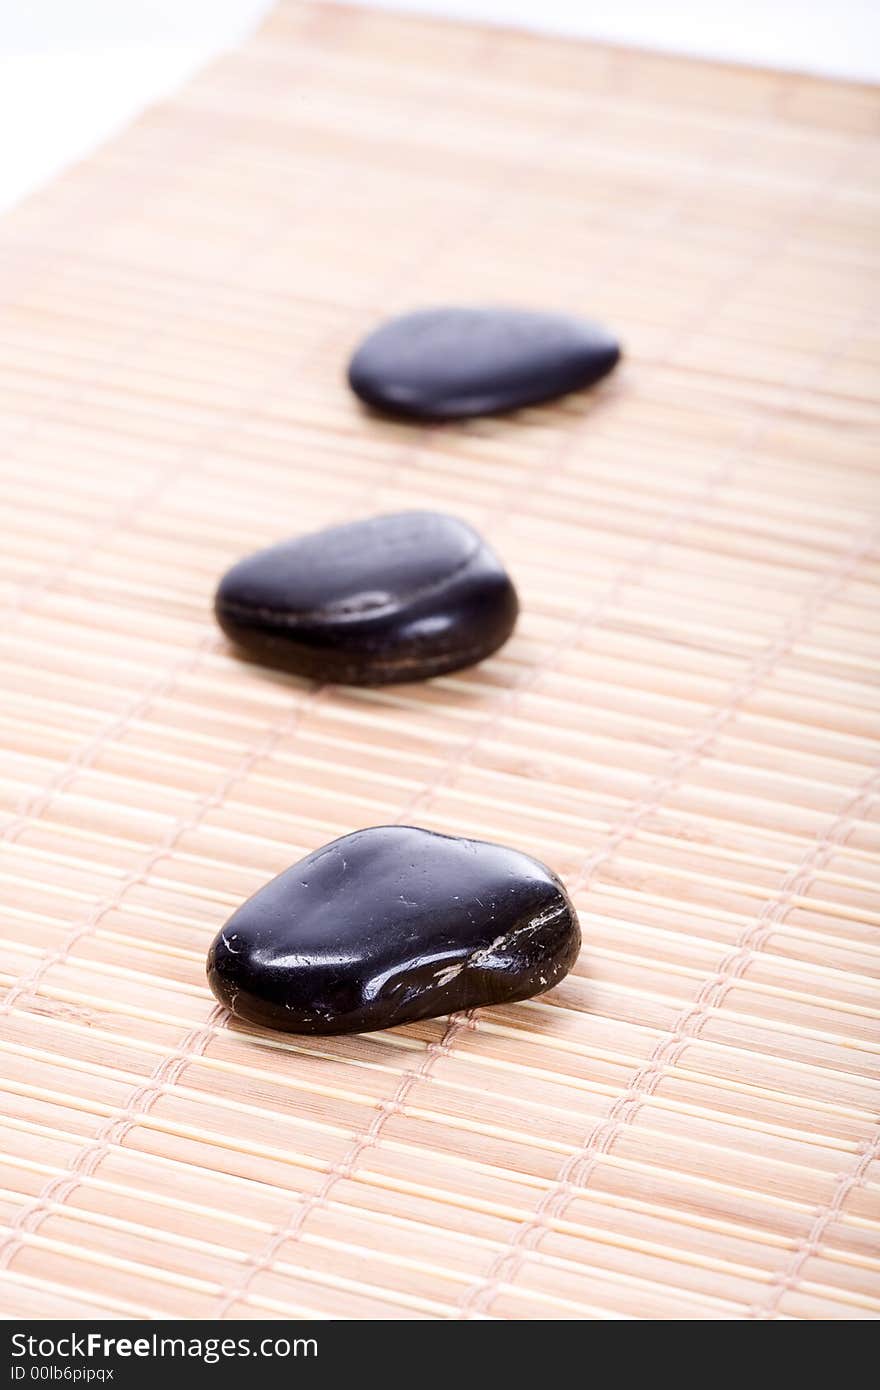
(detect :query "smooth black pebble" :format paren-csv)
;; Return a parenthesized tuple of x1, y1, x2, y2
(207, 826, 581, 1035)
(347, 306, 620, 420)
(215, 510, 518, 685)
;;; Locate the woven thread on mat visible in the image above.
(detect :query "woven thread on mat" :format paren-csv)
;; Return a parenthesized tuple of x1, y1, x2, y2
(0, 679, 330, 1267)
(448, 259, 880, 1317)
(456, 520, 879, 1317)
(750, 1122, 880, 1318)
(1, 437, 433, 1295)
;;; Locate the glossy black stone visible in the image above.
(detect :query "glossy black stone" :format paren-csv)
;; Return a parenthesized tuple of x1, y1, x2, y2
(347, 306, 621, 420)
(206, 826, 581, 1035)
(214, 511, 518, 685)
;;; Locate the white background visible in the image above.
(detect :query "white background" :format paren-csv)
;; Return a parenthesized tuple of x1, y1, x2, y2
(1, 1, 879, 213)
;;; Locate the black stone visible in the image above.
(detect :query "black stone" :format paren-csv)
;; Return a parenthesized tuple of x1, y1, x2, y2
(347, 306, 620, 420)
(206, 826, 581, 1035)
(215, 511, 518, 685)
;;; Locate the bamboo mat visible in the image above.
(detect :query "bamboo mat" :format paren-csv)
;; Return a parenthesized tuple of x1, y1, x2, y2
(0, 0, 878, 1322)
